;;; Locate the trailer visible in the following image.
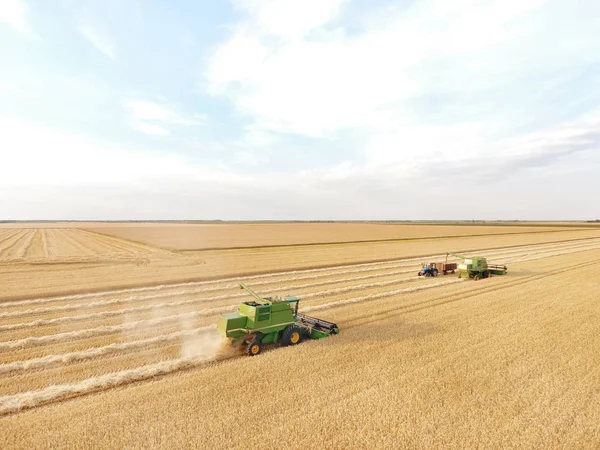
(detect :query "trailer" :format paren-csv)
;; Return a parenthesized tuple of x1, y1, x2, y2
(417, 259, 457, 277)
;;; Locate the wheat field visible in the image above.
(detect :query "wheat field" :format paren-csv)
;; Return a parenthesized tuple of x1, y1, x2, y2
(86, 222, 587, 249)
(1, 223, 599, 449)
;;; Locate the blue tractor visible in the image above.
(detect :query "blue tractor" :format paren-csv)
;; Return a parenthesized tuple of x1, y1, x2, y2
(418, 262, 439, 277)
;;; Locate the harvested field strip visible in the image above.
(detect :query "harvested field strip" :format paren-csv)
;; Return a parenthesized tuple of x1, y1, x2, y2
(0, 311, 203, 351)
(0, 267, 419, 318)
(63, 229, 123, 255)
(2, 239, 596, 344)
(43, 230, 59, 256)
(53, 230, 92, 255)
(0, 253, 434, 305)
(0, 230, 29, 258)
(76, 229, 170, 254)
(39, 230, 49, 257)
(342, 256, 600, 329)
(8, 231, 36, 260)
(71, 230, 136, 254)
(2, 250, 593, 354)
(0, 276, 428, 331)
(0, 239, 595, 331)
(304, 279, 463, 312)
(2, 251, 594, 416)
(0, 247, 598, 417)
(0, 326, 215, 376)
(0, 243, 592, 348)
(173, 228, 581, 251)
(0, 343, 186, 397)
(0, 266, 417, 311)
(0, 351, 221, 416)
(3, 237, 598, 322)
(3, 236, 599, 309)
(24, 231, 45, 259)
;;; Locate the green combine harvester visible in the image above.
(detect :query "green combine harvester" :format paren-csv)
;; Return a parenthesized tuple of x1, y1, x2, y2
(447, 252, 508, 280)
(217, 282, 339, 356)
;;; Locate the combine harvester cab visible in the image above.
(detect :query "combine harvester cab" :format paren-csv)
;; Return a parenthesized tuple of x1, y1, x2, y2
(218, 282, 339, 356)
(448, 253, 508, 280)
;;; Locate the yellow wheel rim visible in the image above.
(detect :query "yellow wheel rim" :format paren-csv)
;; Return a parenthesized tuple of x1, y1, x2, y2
(290, 332, 300, 344)
(250, 344, 260, 354)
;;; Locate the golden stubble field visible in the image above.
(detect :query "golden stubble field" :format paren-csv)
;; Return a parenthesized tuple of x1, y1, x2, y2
(1, 222, 600, 449)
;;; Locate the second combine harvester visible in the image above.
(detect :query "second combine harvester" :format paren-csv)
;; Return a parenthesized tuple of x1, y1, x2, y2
(447, 252, 508, 280)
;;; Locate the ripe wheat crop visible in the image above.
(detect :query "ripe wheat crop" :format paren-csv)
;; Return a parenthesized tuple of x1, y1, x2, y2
(1, 223, 600, 449)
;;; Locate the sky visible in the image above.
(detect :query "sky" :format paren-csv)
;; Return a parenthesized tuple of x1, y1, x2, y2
(0, 0, 599, 221)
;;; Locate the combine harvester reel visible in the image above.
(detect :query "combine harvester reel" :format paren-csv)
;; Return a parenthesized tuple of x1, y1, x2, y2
(447, 252, 508, 280)
(218, 282, 339, 356)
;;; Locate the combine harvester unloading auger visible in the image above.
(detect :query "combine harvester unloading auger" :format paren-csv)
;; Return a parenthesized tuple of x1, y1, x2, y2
(218, 282, 339, 356)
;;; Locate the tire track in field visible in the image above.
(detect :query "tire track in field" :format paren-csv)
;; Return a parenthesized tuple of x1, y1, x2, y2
(53, 229, 97, 257)
(0, 311, 205, 351)
(303, 279, 463, 312)
(341, 256, 600, 329)
(71, 229, 140, 255)
(24, 230, 45, 259)
(0, 276, 425, 331)
(1, 244, 599, 414)
(0, 326, 215, 376)
(1, 253, 430, 306)
(0, 266, 418, 318)
(2, 238, 599, 337)
(4, 239, 596, 342)
(0, 349, 224, 417)
(76, 228, 169, 255)
(14, 230, 36, 260)
(40, 230, 49, 257)
(4, 236, 598, 310)
(43, 230, 60, 257)
(4, 237, 598, 321)
(0, 257, 418, 309)
(0, 230, 29, 258)
(65, 229, 124, 255)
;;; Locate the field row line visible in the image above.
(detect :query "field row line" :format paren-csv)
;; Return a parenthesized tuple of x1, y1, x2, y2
(0, 278, 463, 400)
(0, 265, 417, 311)
(0, 311, 203, 351)
(0, 346, 223, 416)
(0, 326, 215, 376)
(2, 240, 599, 334)
(304, 279, 463, 312)
(0, 279, 460, 381)
(4, 237, 598, 321)
(0, 230, 29, 258)
(2, 237, 597, 309)
(0, 251, 600, 415)
(3, 249, 599, 416)
(2, 240, 597, 352)
(0, 276, 425, 332)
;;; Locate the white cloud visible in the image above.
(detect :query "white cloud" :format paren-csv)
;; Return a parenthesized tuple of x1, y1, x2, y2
(0, 116, 239, 187)
(129, 121, 170, 136)
(123, 99, 206, 135)
(0, 110, 597, 220)
(78, 25, 116, 60)
(206, 0, 559, 139)
(0, 0, 31, 35)
(232, 0, 346, 40)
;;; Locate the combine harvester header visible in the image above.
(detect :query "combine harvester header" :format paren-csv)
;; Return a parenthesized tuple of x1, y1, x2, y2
(218, 282, 339, 356)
